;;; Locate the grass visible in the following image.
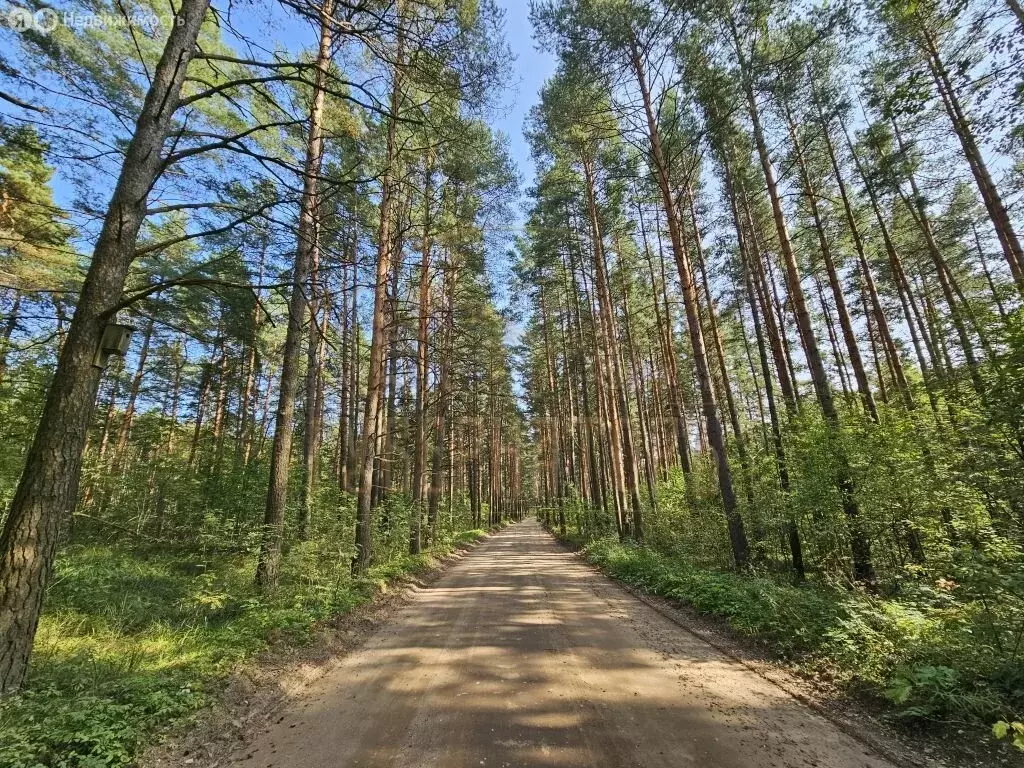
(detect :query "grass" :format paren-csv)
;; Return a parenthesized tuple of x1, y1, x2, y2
(577, 536, 1024, 730)
(0, 529, 489, 768)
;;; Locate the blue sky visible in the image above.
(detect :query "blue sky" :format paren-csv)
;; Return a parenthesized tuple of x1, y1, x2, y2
(492, 0, 556, 214)
(38, 1, 554, 212)
(31, 0, 554, 314)
(487, 0, 555, 361)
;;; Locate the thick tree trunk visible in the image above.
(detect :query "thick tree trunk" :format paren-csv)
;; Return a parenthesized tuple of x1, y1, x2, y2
(1005, 0, 1024, 29)
(0, 0, 211, 693)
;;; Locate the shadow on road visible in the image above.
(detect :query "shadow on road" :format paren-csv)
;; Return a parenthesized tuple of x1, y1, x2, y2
(230, 521, 893, 768)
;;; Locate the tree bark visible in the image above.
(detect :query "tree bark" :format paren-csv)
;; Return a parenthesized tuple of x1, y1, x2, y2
(631, 42, 747, 566)
(410, 156, 433, 555)
(0, 292, 20, 386)
(427, 237, 457, 544)
(784, 106, 878, 422)
(0, 0, 211, 693)
(581, 159, 643, 539)
(730, 18, 874, 583)
(810, 88, 912, 409)
(890, 118, 985, 396)
(921, 30, 1024, 295)
(255, 0, 333, 588)
(112, 313, 155, 465)
(354, 4, 404, 573)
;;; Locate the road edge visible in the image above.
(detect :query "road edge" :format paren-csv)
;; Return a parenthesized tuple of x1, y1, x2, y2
(546, 528, 944, 768)
(138, 526, 509, 768)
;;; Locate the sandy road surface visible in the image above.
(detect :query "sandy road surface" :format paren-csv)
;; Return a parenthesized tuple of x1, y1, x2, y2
(228, 520, 897, 768)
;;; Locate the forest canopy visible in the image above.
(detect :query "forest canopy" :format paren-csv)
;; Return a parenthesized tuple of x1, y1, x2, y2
(1, 0, 1024, 762)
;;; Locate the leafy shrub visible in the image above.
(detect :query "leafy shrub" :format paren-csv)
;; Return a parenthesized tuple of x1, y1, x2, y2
(0, 527, 489, 767)
(579, 537, 1023, 726)
(993, 721, 1024, 751)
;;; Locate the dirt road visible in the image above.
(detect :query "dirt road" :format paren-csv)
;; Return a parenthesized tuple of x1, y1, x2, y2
(229, 520, 898, 768)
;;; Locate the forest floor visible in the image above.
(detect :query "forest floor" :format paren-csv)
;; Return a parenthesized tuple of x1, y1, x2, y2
(0, 525, 494, 767)
(196, 519, 979, 768)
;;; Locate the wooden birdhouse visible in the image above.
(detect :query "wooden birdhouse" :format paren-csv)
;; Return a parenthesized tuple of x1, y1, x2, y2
(93, 322, 134, 370)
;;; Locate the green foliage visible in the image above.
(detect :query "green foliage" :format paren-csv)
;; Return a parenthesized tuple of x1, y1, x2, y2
(993, 721, 1024, 751)
(579, 536, 1023, 727)
(0, 528, 488, 768)
(0, 123, 78, 292)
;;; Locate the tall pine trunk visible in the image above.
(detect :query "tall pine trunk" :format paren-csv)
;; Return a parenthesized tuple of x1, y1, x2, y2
(921, 30, 1024, 294)
(410, 157, 433, 555)
(353, 5, 404, 573)
(255, 0, 333, 588)
(0, 0, 212, 692)
(631, 42, 748, 566)
(730, 19, 874, 583)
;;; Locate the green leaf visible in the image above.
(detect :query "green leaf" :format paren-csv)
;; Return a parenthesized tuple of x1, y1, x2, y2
(884, 677, 913, 705)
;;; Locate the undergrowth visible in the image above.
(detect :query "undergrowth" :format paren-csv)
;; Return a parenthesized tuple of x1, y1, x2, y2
(0, 527, 489, 768)
(577, 536, 1024, 732)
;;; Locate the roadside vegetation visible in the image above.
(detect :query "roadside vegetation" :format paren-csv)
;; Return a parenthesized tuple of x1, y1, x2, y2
(0, 0, 522, 765)
(0, 514, 489, 767)
(568, 534, 1023, 732)
(3, 0, 1024, 762)
(519, 0, 1024, 755)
